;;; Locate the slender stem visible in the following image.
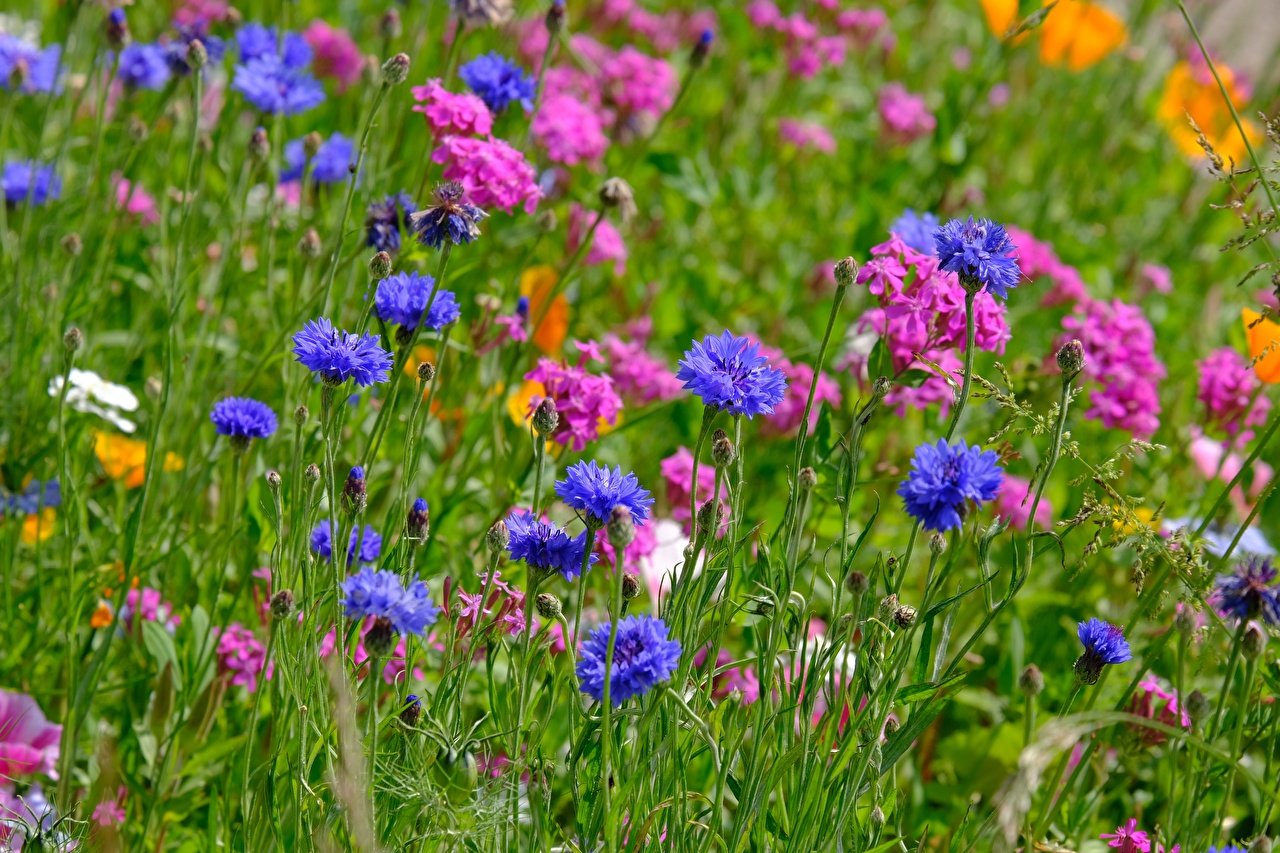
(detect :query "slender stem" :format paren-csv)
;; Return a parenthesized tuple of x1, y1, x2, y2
(943, 289, 977, 442)
(598, 546, 626, 850)
(1194, 412, 1280, 539)
(1214, 652, 1258, 840)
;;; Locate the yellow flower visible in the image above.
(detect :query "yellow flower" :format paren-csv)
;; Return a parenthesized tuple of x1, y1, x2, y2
(21, 507, 56, 544)
(1112, 506, 1158, 535)
(94, 431, 184, 489)
(1158, 59, 1259, 164)
(507, 379, 545, 427)
(520, 266, 569, 355)
(1243, 308, 1280, 384)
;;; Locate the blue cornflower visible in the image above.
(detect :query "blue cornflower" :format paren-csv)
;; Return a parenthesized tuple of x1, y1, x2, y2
(555, 461, 653, 528)
(210, 396, 278, 445)
(890, 208, 940, 254)
(933, 216, 1022, 298)
(164, 25, 226, 75)
(459, 52, 535, 113)
(3, 480, 60, 516)
(340, 566, 439, 636)
(3, 160, 60, 206)
(310, 520, 382, 565)
(897, 439, 1003, 532)
(232, 54, 325, 115)
(506, 510, 597, 580)
(1214, 557, 1280, 626)
(282, 133, 354, 184)
(577, 615, 682, 706)
(292, 317, 393, 387)
(1207, 847, 1248, 853)
(365, 193, 417, 253)
(235, 23, 312, 69)
(1074, 617, 1131, 684)
(374, 272, 461, 334)
(675, 331, 788, 418)
(409, 182, 487, 249)
(117, 43, 172, 90)
(0, 35, 62, 94)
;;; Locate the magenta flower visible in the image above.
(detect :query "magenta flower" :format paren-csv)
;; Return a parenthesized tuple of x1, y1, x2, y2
(216, 623, 273, 693)
(993, 474, 1051, 529)
(877, 83, 935, 142)
(303, 20, 363, 91)
(1198, 347, 1270, 446)
(92, 788, 126, 827)
(778, 118, 836, 153)
(524, 343, 623, 451)
(600, 333, 683, 405)
(411, 79, 493, 138)
(113, 174, 159, 225)
(533, 93, 609, 167)
(757, 344, 842, 436)
(0, 690, 61, 779)
(660, 446, 728, 534)
(1004, 225, 1088, 308)
(567, 203, 627, 275)
(1060, 298, 1165, 439)
(1100, 819, 1151, 852)
(1127, 675, 1191, 746)
(432, 135, 541, 215)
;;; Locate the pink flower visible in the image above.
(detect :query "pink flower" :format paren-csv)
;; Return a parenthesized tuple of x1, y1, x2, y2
(1060, 298, 1165, 439)
(1004, 225, 1087, 308)
(1188, 430, 1274, 517)
(878, 83, 935, 142)
(117, 586, 179, 633)
(692, 647, 760, 704)
(660, 446, 727, 533)
(746, 0, 783, 28)
(594, 521, 658, 575)
(174, 0, 232, 26)
(524, 345, 623, 450)
(1197, 347, 1270, 445)
(1127, 676, 1190, 746)
(567, 203, 627, 275)
(1100, 819, 1150, 852)
(0, 691, 61, 779)
(994, 474, 1051, 529)
(92, 788, 126, 827)
(778, 118, 836, 153)
(303, 21, 363, 92)
(1140, 263, 1173, 295)
(758, 345, 842, 436)
(411, 79, 493, 138)
(113, 174, 159, 225)
(533, 93, 610, 167)
(432, 135, 541, 215)
(216, 623, 273, 693)
(602, 46, 676, 118)
(600, 333, 683, 405)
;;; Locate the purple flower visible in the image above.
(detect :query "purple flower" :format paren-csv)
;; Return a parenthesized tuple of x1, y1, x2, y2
(897, 439, 1003, 532)
(292, 317, 393, 387)
(408, 181, 487, 249)
(282, 133, 354, 184)
(576, 615, 681, 706)
(235, 23, 312, 68)
(675, 331, 789, 418)
(374, 272, 461, 333)
(3, 160, 60, 206)
(0, 35, 62, 94)
(933, 217, 1022, 299)
(1213, 557, 1280, 626)
(1074, 618, 1131, 684)
(889, 208, 939, 254)
(340, 566, 438, 635)
(210, 396, 277, 443)
(165, 25, 226, 75)
(310, 520, 382, 565)
(459, 52, 535, 114)
(506, 510, 597, 580)
(555, 460, 653, 527)
(365, 193, 416, 253)
(117, 43, 172, 90)
(232, 53, 325, 115)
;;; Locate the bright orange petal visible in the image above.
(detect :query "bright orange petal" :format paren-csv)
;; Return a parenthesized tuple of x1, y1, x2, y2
(1158, 60, 1261, 163)
(21, 508, 56, 544)
(520, 266, 569, 355)
(981, 0, 1018, 35)
(1244, 308, 1280, 383)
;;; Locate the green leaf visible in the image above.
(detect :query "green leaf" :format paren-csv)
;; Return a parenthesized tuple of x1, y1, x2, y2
(142, 620, 181, 690)
(895, 671, 968, 704)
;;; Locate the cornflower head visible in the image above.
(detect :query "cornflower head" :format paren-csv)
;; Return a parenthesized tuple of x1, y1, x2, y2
(232, 53, 325, 115)
(505, 510, 597, 580)
(524, 344, 623, 451)
(209, 396, 278, 449)
(576, 614, 681, 706)
(411, 78, 493, 137)
(1075, 618, 1132, 685)
(459, 52, 535, 113)
(932, 216, 1021, 298)
(409, 181, 488, 249)
(282, 133, 354, 184)
(0, 34, 62, 94)
(340, 566, 439, 639)
(310, 520, 382, 565)
(235, 23, 311, 67)
(374, 272, 461, 337)
(889, 208, 940, 254)
(3, 160, 61, 207)
(365, 192, 417, 253)
(555, 460, 653, 528)
(676, 331, 788, 418)
(1213, 557, 1280, 626)
(897, 439, 1003, 532)
(292, 317, 393, 386)
(117, 43, 172, 89)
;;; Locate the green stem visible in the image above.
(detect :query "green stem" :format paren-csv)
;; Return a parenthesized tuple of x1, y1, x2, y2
(943, 289, 978, 442)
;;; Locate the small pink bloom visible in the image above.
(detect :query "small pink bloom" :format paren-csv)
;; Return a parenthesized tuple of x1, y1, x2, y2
(303, 21, 364, 92)
(113, 174, 160, 225)
(878, 83, 935, 142)
(92, 788, 127, 827)
(566, 203, 627, 275)
(778, 118, 836, 153)
(994, 474, 1052, 529)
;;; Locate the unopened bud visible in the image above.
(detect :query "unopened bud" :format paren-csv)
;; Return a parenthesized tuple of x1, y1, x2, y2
(532, 397, 558, 437)
(834, 257, 858, 289)
(879, 594, 899, 620)
(1056, 339, 1085, 378)
(417, 361, 435, 383)
(128, 116, 148, 142)
(364, 616, 395, 656)
(249, 127, 270, 161)
(61, 233, 83, 257)
(1018, 664, 1044, 697)
(369, 250, 392, 279)
(400, 694, 422, 726)
(872, 376, 892, 399)
(893, 604, 917, 628)
(265, 470, 282, 491)
(1186, 689, 1209, 725)
(622, 573, 641, 601)
(1249, 836, 1272, 853)
(381, 52, 411, 85)
(844, 570, 868, 595)
(696, 498, 723, 535)
(186, 38, 207, 70)
(536, 208, 558, 232)
(487, 520, 509, 554)
(869, 806, 885, 827)
(63, 327, 83, 353)
(608, 506, 635, 550)
(536, 592, 562, 620)
(269, 589, 295, 621)
(1244, 622, 1267, 660)
(1174, 604, 1198, 637)
(298, 228, 322, 259)
(342, 466, 367, 516)
(294, 404, 309, 426)
(407, 498, 429, 541)
(711, 429, 735, 468)
(928, 533, 947, 556)
(546, 0, 566, 32)
(798, 467, 817, 490)
(380, 9, 402, 39)
(691, 29, 714, 67)
(105, 9, 129, 50)
(303, 132, 324, 159)
(598, 177, 637, 224)
(304, 463, 321, 485)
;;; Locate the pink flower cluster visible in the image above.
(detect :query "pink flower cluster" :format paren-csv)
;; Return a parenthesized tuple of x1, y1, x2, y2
(533, 93, 610, 168)
(174, 0, 232, 26)
(594, 0, 718, 53)
(778, 118, 836, 154)
(1100, 818, 1179, 852)
(303, 20, 363, 92)
(693, 647, 760, 704)
(117, 586, 179, 633)
(432, 135, 541, 215)
(877, 83, 935, 143)
(216, 623, 273, 693)
(600, 332, 683, 405)
(1059, 298, 1165, 439)
(594, 522, 658, 576)
(315, 620, 427, 685)
(757, 344, 842, 436)
(412, 79, 494, 138)
(993, 474, 1052, 529)
(746, 1, 891, 78)
(843, 234, 1010, 416)
(114, 174, 159, 225)
(1197, 347, 1270, 446)
(661, 446, 728, 534)
(1006, 225, 1087, 307)
(567, 203, 627, 275)
(1188, 430, 1274, 518)
(1126, 676, 1190, 747)
(452, 571, 527, 639)
(525, 341, 624, 451)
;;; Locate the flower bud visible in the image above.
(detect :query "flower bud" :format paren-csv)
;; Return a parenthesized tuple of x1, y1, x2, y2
(487, 520, 509, 554)
(1250, 836, 1272, 853)
(304, 463, 321, 485)
(869, 806, 885, 827)
(365, 616, 395, 656)
(265, 470, 282, 491)
(536, 208, 558, 232)
(105, 9, 129, 50)
(417, 361, 436, 383)
(294, 404, 309, 426)
(893, 604, 917, 629)
(1174, 604, 1198, 637)
(369, 250, 392, 279)
(298, 228, 322, 260)
(711, 429, 735, 468)
(249, 127, 270, 161)
(1018, 664, 1044, 697)
(535, 592, 562, 620)
(63, 327, 83, 353)
(608, 506, 635, 550)
(128, 116, 148, 142)
(844, 570, 868, 595)
(61, 233, 83, 257)
(382, 52, 411, 85)
(883, 716, 900, 735)
(879, 594, 899, 620)
(1244, 622, 1267, 660)
(269, 589, 295, 621)
(598, 177, 637, 224)
(342, 466, 367, 516)
(928, 533, 947, 556)
(532, 397, 559, 437)
(696, 498, 723, 536)
(834, 256, 858, 289)
(691, 29, 714, 68)
(872, 376, 892, 399)
(546, 0, 566, 33)
(380, 9, 402, 39)
(1186, 689, 1209, 725)
(1056, 339, 1085, 378)
(303, 132, 324, 159)
(186, 38, 207, 70)
(622, 573, 641, 601)
(400, 693, 422, 726)
(798, 467, 817, 490)
(407, 498, 430, 542)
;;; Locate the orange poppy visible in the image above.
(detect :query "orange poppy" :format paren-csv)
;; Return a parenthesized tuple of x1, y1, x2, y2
(1158, 60, 1259, 164)
(1038, 2, 1126, 70)
(90, 601, 114, 629)
(981, 0, 1018, 36)
(1243, 308, 1280, 383)
(520, 266, 569, 355)
(94, 431, 185, 489)
(21, 507, 56, 544)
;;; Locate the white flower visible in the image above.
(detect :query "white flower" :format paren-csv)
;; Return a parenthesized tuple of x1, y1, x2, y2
(48, 369, 140, 433)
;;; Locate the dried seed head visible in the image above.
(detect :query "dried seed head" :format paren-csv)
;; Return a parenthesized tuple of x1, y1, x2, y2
(417, 361, 436, 383)
(892, 604, 917, 629)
